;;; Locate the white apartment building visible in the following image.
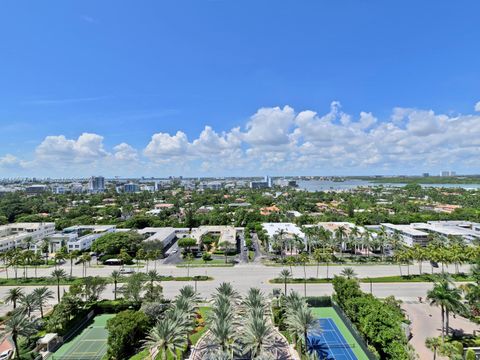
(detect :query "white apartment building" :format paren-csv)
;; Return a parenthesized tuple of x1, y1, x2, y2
(63, 225, 116, 252)
(380, 223, 430, 246)
(0, 222, 55, 252)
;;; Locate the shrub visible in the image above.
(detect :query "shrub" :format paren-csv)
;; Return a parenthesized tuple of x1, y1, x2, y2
(466, 348, 476, 360)
(332, 275, 410, 359)
(106, 310, 149, 359)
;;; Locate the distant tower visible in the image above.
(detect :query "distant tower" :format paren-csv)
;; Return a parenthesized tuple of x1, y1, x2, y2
(264, 175, 272, 188)
(88, 176, 105, 193)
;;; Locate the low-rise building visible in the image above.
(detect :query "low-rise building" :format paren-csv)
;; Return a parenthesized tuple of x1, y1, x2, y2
(262, 222, 305, 251)
(380, 223, 429, 246)
(137, 227, 177, 250)
(0, 222, 55, 252)
(63, 225, 116, 252)
(191, 226, 240, 250)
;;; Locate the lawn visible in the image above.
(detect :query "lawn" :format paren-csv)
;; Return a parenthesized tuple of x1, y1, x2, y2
(270, 273, 473, 284)
(0, 274, 212, 287)
(177, 259, 234, 267)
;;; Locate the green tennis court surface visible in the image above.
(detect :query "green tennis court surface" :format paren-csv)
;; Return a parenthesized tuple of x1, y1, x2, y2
(310, 307, 369, 360)
(51, 314, 114, 360)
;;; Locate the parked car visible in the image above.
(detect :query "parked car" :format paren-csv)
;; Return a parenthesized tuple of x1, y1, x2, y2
(0, 350, 12, 360)
(120, 268, 134, 274)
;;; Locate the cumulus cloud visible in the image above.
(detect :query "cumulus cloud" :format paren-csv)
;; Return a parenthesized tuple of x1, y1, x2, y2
(475, 101, 480, 112)
(35, 133, 109, 163)
(144, 131, 190, 160)
(0, 154, 22, 168)
(113, 143, 138, 161)
(4, 100, 480, 176)
(243, 106, 295, 147)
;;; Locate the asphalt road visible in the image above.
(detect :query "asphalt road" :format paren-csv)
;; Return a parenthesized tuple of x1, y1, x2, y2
(0, 261, 471, 301)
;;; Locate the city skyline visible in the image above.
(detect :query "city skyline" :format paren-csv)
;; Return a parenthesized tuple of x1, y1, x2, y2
(1, 1, 480, 177)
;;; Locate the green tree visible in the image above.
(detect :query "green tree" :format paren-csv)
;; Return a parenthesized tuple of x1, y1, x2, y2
(107, 310, 149, 359)
(92, 231, 143, 256)
(285, 297, 318, 356)
(51, 268, 67, 303)
(122, 273, 144, 303)
(143, 310, 188, 360)
(111, 270, 121, 300)
(219, 241, 234, 264)
(19, 292, 38, 317)
(4, 287, 24, 310)
(340, 267, 357, 279)
(427, 279, 463, 340)
(178, 237, 197, 253)
(32, 287, 54, 318)
(4, 310, 37, 360)
(279, 269, 292, 296)
(184, 253, 194, 277)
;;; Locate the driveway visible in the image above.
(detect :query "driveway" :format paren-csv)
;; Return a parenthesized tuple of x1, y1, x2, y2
(402, 302, 480, 360)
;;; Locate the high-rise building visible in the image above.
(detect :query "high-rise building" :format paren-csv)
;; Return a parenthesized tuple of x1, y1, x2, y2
(264, 175, 272, 188)
(88, 176, 105, 193)
(124, 183, 140, 193)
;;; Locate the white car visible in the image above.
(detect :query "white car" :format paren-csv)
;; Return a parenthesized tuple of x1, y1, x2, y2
(0, 350, 12, 360)
(119, 268, 134, 274)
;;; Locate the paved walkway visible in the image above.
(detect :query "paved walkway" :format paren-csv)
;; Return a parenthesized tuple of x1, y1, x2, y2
(402, 302, 480, 360)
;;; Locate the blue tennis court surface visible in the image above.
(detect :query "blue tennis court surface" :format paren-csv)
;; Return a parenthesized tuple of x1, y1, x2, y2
(308, 318, 358, 360)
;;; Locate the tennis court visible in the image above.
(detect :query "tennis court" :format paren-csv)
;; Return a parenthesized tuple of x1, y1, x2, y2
(51, 314, 114, 360)
(309, 307, 369, 360)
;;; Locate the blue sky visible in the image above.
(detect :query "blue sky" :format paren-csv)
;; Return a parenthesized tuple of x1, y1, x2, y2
(1, 1, 480, 177)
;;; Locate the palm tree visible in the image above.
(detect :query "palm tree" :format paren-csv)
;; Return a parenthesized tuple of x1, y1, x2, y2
(242, 312, 275, 358)
(4, 287, 24, 310)
(82, 254, 91, 277)
(286, 300, 319, 356)
(279, 269, 292, 296)
(33, 287, 54, 318)
(427, 279, 463, 340)
(298, 253, 309, 297)
(312, 249, 323, 278)
(340, 267, 357, 279)
(18, 293, 38, 317)
(111, 270, 121, 300)
(209, 284, 240, 356)
(425, 337, 442, 360)
(41, 238, 50, 265)
(219, 241, 233, 264)
(143, 312, 188, 360)
(4, 310, 37, 359)
(67, 251, 79, 277)
(185, 253, 194, 277)
(147, 270, 160, 287)
(22, 250, 34, 279)
(334, 226, 348, 256)
(51, 269, 67, 303)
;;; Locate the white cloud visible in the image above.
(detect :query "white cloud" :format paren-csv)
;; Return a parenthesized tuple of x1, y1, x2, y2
(113, 143, 138, 161)
(35, 133, 108, 163)
(475, 101, 480, 112)
(4, 100, 480, 177)
(242, 106, 295, 146)
(144, 131, 190, 160)
(0, 154, 22, 168)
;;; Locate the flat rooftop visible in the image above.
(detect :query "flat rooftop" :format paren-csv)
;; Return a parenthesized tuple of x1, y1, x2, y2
(191, 226, 239, 245)
(262, 223, 305, 238)
(381, 223, 429, 237)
